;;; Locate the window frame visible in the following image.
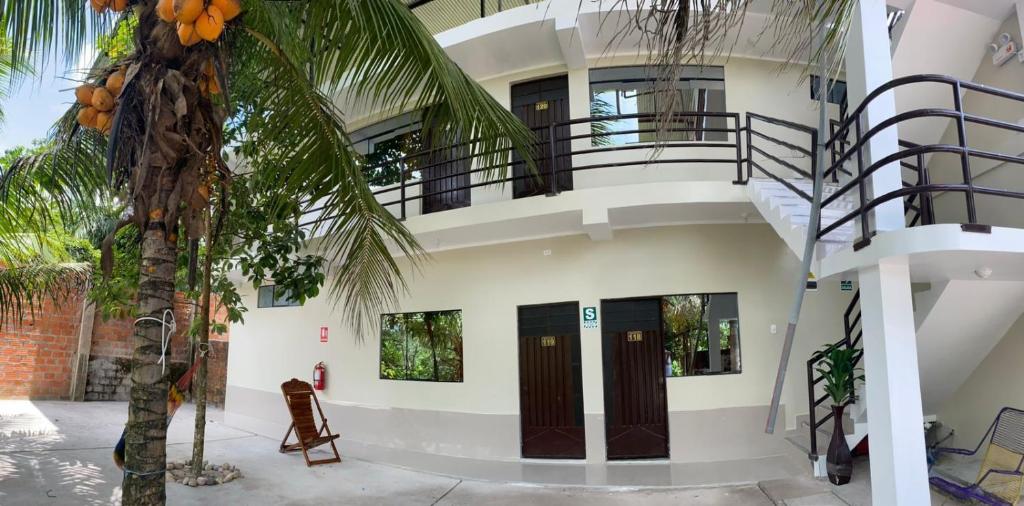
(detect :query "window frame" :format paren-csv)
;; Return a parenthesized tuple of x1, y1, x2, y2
(378, 309, 465, 383)
(256, 284, 301, 308)
(658, 291, 742, 378)
(588, 65, 728, 146)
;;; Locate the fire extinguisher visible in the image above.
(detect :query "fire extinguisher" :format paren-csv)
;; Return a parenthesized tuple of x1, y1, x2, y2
(313, 362, 326, 391)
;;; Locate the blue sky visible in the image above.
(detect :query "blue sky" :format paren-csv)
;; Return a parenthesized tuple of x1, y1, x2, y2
(1, 44, 95, 153)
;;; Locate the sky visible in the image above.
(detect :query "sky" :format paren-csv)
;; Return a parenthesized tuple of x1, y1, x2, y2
(0, 43, 96, 153)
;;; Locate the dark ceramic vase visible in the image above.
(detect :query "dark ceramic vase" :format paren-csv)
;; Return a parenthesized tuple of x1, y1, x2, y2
(826, 404, 853, 485)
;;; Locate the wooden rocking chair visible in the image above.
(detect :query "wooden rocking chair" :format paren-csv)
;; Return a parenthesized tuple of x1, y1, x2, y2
(279, 378, 341, 467)
(930, 407, 1024, 505)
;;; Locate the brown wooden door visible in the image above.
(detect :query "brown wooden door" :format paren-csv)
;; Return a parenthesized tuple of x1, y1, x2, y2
(601, 299, 669, 459)
(510, 76, 572, 199)
(417, 143, 468, 214)
(518, 302, 585, 459)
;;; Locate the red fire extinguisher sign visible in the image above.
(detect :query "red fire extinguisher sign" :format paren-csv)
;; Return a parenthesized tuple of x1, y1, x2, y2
(320, 326, 328, 343)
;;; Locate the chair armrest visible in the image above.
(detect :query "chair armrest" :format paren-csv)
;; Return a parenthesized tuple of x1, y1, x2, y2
(932, 447, 976, 457)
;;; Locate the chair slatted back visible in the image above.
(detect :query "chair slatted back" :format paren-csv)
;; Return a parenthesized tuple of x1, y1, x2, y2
(282, 379, 321, 442)
(978, 407, 1024, 504)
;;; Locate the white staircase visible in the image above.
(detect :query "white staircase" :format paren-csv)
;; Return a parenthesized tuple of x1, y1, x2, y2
(747, 178, 859, 263)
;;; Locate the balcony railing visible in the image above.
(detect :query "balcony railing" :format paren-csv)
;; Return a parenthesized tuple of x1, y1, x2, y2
(301, 111, 744, 227)
(745, 74, 1024, 248)
(406, 0, 538, 35)
(819, 75, 1024, 247)
(302, 74, 1024, 246)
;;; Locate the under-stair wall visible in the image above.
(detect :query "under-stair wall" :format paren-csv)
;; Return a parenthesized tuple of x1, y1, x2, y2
(914, 280, 1024, 414)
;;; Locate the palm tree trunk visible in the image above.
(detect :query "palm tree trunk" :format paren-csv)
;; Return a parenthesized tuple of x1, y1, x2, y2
(190, 209, 214, 476)
(123, 221, 176, 504)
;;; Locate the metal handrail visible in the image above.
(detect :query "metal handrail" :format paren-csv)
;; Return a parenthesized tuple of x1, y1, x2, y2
(302, 111, 744, 226)
(806, 291, 863, 458)
(816, 74, 1024, 244)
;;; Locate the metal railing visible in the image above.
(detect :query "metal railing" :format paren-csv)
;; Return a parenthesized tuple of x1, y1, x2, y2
(301, 111, 744, 226)
(745, 112, 819, 200)
(406, 0, 538, 35)
(817, 74, 1024, 246)
(806, 291, 863, 459)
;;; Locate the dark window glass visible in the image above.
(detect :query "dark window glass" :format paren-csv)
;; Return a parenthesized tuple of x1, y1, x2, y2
(589, 65, 727, 145)
(350, 112, 425, 188)
(662, 293, 740, 376)
(379, 310, 463, 382)
(256, 285, 301, 308)
(810, 75, 848, 107)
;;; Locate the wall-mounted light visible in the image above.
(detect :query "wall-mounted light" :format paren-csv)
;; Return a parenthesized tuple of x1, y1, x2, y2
(989, 32, 1020, 66)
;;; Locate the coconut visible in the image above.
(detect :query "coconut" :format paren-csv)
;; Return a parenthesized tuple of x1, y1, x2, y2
(92, 87, 115, 112)
(75, 85, 96, 106)
(96, 112, 113, 134)
(174, 0, 204, 24)
(195, 6, 225, 42)
(157, 0, 176, 22)
(110, 0, 128, 12)
(177, 22, 203, 47)
(77, 107, 99, 129)
(106, 72, 126, 97)
(211, 0, 241, 21)
(90, 0, 109, 14)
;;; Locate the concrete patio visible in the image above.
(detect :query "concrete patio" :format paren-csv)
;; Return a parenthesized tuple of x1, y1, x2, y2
(0, 400, 958, 505)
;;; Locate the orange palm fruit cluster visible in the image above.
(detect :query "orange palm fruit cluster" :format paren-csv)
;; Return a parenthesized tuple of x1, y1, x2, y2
(75, 67, 128, 135)
(156, 0, 240, 47)
(90, 0, 129, 14)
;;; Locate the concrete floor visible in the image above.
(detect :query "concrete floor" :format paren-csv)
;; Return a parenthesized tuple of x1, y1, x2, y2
(0, 400, 957, 505)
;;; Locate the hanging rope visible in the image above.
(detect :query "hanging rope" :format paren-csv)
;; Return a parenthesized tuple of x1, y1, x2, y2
(134, 309, 176, 375)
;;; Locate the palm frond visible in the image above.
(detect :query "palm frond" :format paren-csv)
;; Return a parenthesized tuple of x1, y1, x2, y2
(0, 260, 91, 328)
(0, 0, 110, 82)
(230, 0, 540, 334)
(227, 25, 420, 336)
(250, 0, 537, 181)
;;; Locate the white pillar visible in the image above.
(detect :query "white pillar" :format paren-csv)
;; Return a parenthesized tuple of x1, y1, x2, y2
(845, 0, 905, 233)
(858, 258, 929, 505)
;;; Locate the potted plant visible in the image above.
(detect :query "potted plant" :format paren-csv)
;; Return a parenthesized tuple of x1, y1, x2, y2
(815, 345, 864, 485)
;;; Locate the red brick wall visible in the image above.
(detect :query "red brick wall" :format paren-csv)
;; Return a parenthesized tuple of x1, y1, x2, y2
(0, 290, 230, 401)
(0, 296, 82, 399)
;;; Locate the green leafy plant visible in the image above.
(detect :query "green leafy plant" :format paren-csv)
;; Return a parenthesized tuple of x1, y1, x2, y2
(815, 345, 864, 406)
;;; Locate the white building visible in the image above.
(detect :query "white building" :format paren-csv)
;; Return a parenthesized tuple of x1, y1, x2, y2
(224, 1, 1024, 503)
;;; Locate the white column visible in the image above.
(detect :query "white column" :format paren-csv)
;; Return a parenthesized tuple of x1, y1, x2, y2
(844, 0, 905, 233)
(858, 258, 929, 505)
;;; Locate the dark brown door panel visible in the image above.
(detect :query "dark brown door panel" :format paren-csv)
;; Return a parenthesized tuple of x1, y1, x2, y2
(602, 299, 669, 459)
(518, 302, 585, 459)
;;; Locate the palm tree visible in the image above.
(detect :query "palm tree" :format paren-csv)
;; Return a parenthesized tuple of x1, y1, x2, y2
(0, 1, 534, 503)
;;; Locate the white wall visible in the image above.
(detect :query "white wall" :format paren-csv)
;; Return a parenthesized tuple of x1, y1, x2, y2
(938, 310, 1024, 446)
(928, 10, 1024, 228)
(227, 224, 850, 437)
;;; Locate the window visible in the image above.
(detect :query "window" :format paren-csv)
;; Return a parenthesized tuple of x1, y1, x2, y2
(589, 65, 727, 145)
(350, 111, 425, 188)
(379, 310, 463, 382)
(257, 285, 301, 308)
(809, 75, 847, 106)
(662, 293, 740, 376)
